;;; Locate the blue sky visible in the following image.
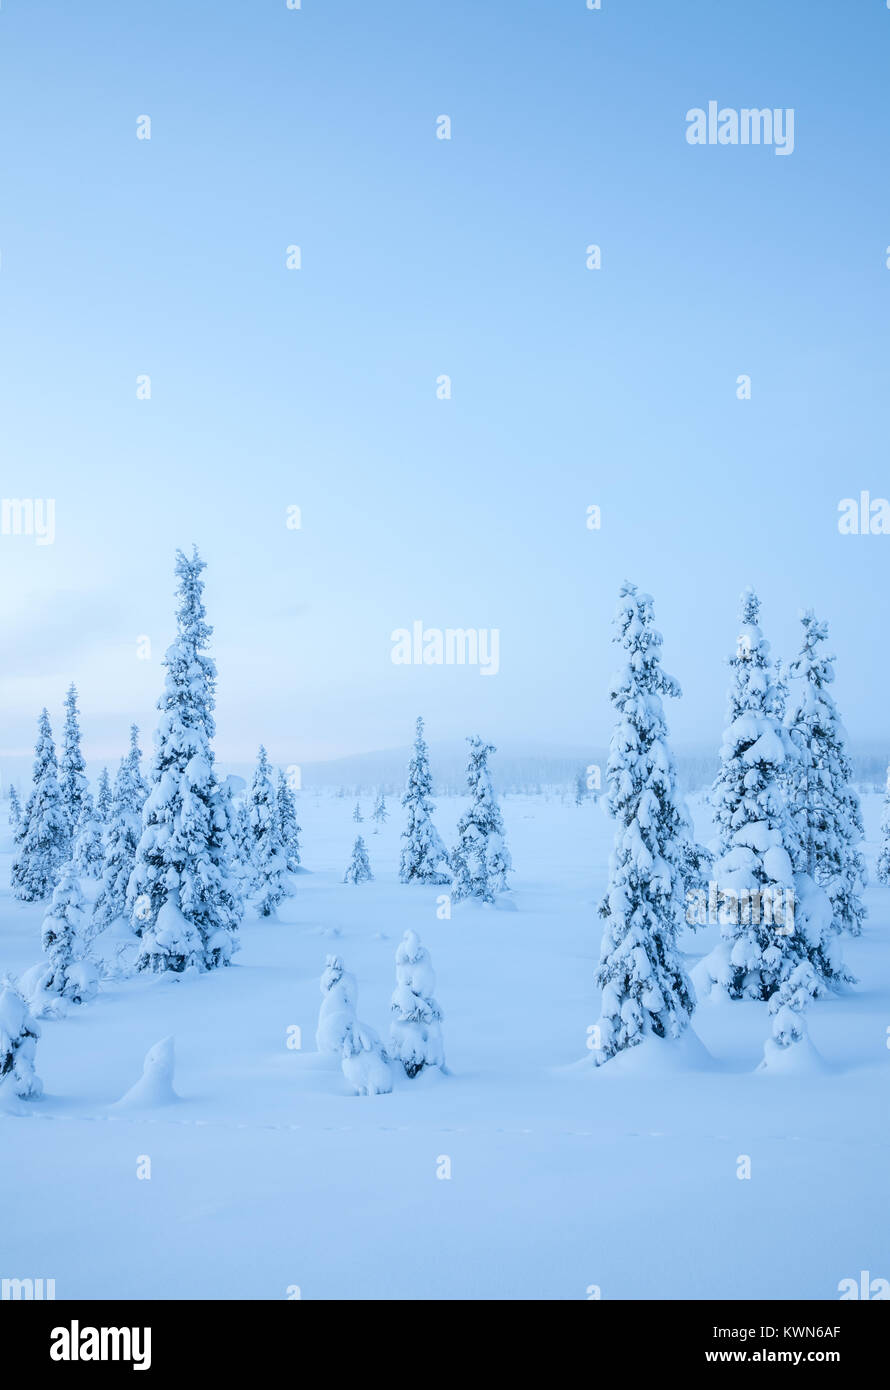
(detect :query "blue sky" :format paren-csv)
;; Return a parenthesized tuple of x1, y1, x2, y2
(1, 0, 889, 769)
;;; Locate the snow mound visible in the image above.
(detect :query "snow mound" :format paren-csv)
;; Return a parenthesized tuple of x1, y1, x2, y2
(757, 1035, 829, 1076)
(594, 1028, 716, 1077)
(114, 1036, 180, 1108)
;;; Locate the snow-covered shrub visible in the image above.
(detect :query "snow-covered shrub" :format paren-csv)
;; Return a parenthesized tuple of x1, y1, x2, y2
(341, 1020, 392, 1096)
(0, 985, 43, 1099)
(758, 961, 825, 1074)
(390, 930, 444, 1077)
(62, 959, 99, 1006)
(316, 955, 358, 1052)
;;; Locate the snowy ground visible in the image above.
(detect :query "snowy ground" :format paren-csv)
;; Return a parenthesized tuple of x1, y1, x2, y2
(1, 790, 888, 1300)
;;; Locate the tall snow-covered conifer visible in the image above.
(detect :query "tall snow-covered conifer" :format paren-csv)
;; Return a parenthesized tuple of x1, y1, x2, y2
(128, 548, 242, 972)
(11, 710, 67, 902)
(450, 736, 510, 904)
(399, 717, 450, 885)
(248, 747, 289, 916)
(700, 590, 832, 1001)
(786, 611, 866, 940)
(276, 770, 302, 873)
(60, 683, 88, 843)
(592, 583, 695, 1065)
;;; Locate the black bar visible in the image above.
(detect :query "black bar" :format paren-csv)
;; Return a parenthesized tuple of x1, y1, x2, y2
(2, 1298, 885, 1374)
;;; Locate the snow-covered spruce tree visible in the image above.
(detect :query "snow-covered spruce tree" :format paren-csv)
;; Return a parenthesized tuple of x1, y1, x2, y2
(592, 583, 695, 1065)
(92, 727, 149, 930)
(675, 799, 713, 928)
(399, 717, 450, 885)
(316, 960, 390, 1095)
(758, 959, 823, 1073)
(0, 985, 42, 1099)
(352, 801, 363, 823)
(786, 611, 867, 942)
(344, 835, 373, 883)
(663, 755, 715, 923)
(371, 790, 388, 832)
(71, 791, 104, 879)
(96, 766, 113, 827)
(316, 955, 358, 1052)
(701, 590, 830, 1002)
(39, 865, 97, 1004)
(8, 785, 22, 830)
(450, 736, 511, 904)
(390, 930, 444, 1077)
(248, 746, 289, 917)
(128, 548, 242, 973)
(60, 682, 88, 844)
(277, 770, 302, 872)
(11, 710, 67, 902)
(231, 796, 256, 887)
(341, 1018, 392, 1096)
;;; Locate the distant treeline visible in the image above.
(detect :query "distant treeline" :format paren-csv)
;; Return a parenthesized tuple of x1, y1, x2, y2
(4, 747, 887, 806)
(301, 747, 890, 798)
